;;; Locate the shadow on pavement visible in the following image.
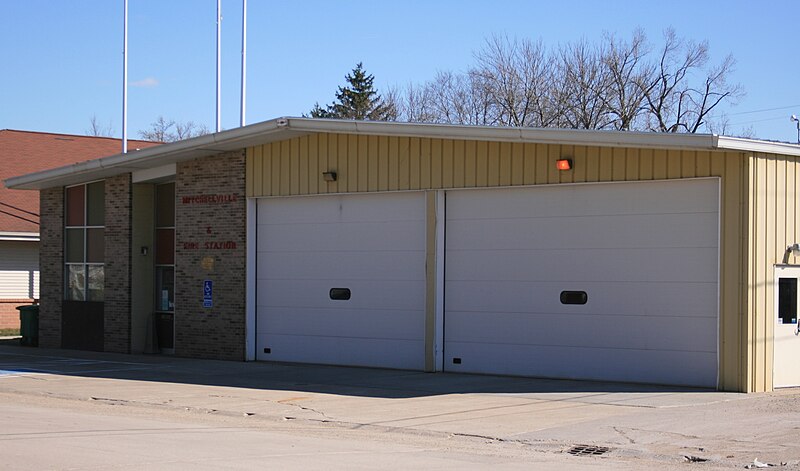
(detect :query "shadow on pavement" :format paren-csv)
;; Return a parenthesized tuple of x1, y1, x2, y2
(0, 340, 716, 399)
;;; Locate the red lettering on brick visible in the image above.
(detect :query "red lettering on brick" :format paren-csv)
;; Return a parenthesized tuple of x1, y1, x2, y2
(181, 194, 238, 205)
(202, 241, 237, 250)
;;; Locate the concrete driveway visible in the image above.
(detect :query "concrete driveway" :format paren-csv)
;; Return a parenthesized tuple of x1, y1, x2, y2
(0, 341, 798, 469)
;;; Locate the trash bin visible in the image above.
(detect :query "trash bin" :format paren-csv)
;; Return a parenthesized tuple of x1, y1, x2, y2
(17, 304, 39, 347)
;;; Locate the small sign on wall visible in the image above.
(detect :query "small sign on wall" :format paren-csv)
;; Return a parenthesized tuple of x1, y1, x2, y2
(203, 280, 213, 308)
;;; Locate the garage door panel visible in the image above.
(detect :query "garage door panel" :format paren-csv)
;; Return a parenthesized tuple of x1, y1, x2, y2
(447, 181, 719, 220)
(258, 221, 425, 252)
(446, 247, 718, 283)
(259, 306, 424, 340)
(446, 281, 717, 318)
(257, 333, 424, 369)
(444, 310, 716, 352)
(446, 213, 718, 251)
(260, 279, 426, 311)
(258, 250, 425, 281)
(257, 192, 424, 224)
(256, 192, 426, 370)
(444, 342, 717, 387)
(445, 179, 719, 387)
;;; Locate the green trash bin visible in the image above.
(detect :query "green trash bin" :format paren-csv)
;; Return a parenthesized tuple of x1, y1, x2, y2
(17, 304, 39, 347)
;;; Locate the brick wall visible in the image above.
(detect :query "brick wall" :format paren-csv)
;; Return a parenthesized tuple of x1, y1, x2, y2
(174, 150, 247, 360)
(0, 300, 33, 330)
(39, 187, 63, 348)
(103, 174, 132, 353)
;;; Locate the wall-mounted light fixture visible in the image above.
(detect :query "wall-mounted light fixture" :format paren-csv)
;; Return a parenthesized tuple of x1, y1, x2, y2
(783, 243, 800, 264)
(140, 246, 149, 256)
(556, 158, 573, 171)
(322, 171, 337, 182)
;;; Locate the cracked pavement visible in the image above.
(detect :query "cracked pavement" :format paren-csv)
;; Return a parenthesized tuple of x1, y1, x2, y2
(1, 342, 799, 469)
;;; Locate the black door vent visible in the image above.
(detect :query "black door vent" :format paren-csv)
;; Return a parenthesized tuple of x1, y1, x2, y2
(567, 445, 610, 456)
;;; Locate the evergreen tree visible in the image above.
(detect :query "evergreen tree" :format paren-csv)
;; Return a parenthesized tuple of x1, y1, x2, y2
(308, 63, 396, 121)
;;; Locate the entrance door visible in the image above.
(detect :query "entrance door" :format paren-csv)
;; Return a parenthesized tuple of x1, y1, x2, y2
(774, 265, 800, 388)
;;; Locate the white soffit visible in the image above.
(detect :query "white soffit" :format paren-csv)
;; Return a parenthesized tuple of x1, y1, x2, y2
(132, 164, 177, 183)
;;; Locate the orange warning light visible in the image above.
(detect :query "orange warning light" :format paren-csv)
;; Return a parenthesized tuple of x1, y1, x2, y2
(556, 159, 572, 171)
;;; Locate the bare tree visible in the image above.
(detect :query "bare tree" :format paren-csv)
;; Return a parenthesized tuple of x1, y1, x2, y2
(398, 29, 742, 135)
(174, 121, 211, 140)
(601, 30, 652, 130)
(86, 115, 114, 137)
(474, 35, 559, 128)
(401, 71, 496, 126)
(557, 40, 612, 129)
(433, 70, 497, 125)
(396, 82, 437, 123)
(139, 116, 210, 142)
(640, 29, 743, 133)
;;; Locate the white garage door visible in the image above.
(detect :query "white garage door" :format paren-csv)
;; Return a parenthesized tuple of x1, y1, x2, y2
(256, 192, 427, 370)
(444, 179, 719, 387)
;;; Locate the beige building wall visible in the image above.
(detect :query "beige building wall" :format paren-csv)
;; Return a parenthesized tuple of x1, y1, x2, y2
(246, 132, 798, 392)
(747, 153, 800, 392)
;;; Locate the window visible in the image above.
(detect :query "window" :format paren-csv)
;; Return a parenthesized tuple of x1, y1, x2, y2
(155, 183, 175, 312)
(65, 181, 104, 301)
(778, 278, 797, 324)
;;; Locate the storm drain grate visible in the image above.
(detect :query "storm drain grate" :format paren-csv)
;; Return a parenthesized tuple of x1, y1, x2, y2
(567, 445, 611, 456)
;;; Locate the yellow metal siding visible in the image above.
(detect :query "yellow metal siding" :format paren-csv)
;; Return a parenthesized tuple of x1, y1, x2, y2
(246, 132, 778, 391)
(746, 153, 800, 392)
(247, 133, 740, 196)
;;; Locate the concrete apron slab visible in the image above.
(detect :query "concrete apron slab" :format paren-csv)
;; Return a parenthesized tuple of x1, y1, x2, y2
(2, 343, 792, 467)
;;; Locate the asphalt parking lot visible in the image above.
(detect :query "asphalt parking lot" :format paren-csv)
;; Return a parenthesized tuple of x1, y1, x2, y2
(1, 341, 799, 469)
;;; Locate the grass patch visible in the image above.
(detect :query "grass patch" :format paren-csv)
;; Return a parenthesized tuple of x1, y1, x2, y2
(0, 328, 20, 336)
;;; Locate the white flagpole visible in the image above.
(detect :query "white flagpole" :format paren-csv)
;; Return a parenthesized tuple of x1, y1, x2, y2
(216, 0, 222, 132)
(240, 0, 247, 127)
(122, 0, 128, 153)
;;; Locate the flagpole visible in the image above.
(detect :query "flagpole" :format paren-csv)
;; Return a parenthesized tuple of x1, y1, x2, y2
(122, 0, 128, 153)
(216, 0, 222, 132)
(240, 0, 247, 127)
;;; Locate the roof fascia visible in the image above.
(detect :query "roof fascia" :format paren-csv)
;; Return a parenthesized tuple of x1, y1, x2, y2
(716, 136, 800, 157)
(7, 117, 800, 190)
(5, 119, 301, 190)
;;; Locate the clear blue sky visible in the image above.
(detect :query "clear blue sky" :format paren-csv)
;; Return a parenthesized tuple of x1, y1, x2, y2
(1, 1, 798, 142)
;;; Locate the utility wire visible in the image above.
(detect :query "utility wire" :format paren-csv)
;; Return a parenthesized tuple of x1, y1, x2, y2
(729, 115, 791, 126)
(0, 201, 39, 217)
(726, 104, 800, 116)
(0, 208, 39, 225)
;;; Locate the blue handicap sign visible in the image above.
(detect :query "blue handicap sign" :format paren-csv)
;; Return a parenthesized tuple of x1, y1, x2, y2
(203, 280, 213, 308)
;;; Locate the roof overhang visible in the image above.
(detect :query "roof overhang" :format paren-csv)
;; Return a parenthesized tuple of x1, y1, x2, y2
(6, 117, 800, 190)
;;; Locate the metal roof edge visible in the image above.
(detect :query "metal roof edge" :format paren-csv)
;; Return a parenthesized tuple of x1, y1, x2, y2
(5, 119, 287, 190)
(8, 117, 800, 190)
(284, 118, 721, 150)
(715, 136, 800, 157)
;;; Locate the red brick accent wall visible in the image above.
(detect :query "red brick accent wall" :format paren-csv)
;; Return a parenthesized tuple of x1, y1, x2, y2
(103, 174, 132, 353)
(174, 150, 247, 360)
(0, 300, 32, 330)
(39, 187, 64, 348)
